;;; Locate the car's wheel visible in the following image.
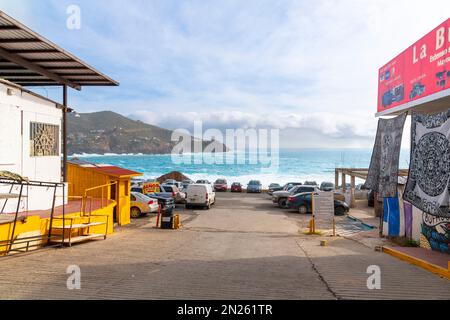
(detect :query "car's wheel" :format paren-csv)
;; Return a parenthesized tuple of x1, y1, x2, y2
(298, 205, 308, 215)
(130, 207, 142, 219)
(278, 198, 288, 209)
(335, 206, 346, 216)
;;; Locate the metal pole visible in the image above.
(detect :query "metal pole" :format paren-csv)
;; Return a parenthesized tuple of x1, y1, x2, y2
(62, 183, 65, 247)
(62, 85, 68, 183)
(47, 185, 58, 244)
(8, 184, 23, 254)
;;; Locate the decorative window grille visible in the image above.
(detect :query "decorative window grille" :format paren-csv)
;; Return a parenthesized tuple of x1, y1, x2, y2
(30, 122, 59, 157)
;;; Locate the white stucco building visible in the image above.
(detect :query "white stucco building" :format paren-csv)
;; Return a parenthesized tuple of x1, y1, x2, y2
(0, 79, 65, 211)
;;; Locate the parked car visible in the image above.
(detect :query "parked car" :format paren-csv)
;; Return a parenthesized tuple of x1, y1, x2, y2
(186, 184, 216, 209)
(196, 179, 211, 184)
(268, 182, 300, 194)
(320, 182, 335, 192)
(160, 184, 186, 204)
(339, 183, 352, 190)
(247, 180, 262, 193)
(131, 178, 146, 186)
(286, 192, 350, 216)
(304, 181, 318, 186)
(267, 183, 281, 195)
(163, 179, 182, 188)
(273, 185, 318, 208)
(230, 182, 243, 193)
(214, 179, 228, 192)
(131, 186, 175, 213)
(130, 192, 159, 218)
(283, 182, 303, 191)
(181, 179, 194, 191)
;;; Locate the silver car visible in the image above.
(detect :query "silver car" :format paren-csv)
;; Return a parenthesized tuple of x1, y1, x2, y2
(273, 185, 318, 208)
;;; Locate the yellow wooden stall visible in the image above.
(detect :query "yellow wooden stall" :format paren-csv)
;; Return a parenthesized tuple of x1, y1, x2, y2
(67, 160, 142, 226)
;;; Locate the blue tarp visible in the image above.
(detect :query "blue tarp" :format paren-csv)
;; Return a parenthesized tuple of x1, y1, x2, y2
(384, 197, 400, 237)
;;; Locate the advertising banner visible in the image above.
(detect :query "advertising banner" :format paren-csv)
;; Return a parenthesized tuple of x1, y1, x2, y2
(378, 19, 450, 113)
(143, 182, 160, 194)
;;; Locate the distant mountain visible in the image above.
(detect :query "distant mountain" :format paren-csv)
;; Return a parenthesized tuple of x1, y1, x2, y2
(67, 111, 226, 155)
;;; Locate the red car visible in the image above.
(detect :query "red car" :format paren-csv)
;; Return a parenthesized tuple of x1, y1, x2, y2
(214, 179, 228, 192)
(230, 182, 243, 193)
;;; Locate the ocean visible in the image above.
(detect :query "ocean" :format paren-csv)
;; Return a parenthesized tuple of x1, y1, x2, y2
(72, 149, 411, 187)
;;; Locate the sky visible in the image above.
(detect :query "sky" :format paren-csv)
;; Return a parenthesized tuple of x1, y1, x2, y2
(1, 0, 449, 148)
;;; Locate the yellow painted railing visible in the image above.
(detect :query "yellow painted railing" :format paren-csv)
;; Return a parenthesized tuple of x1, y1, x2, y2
(83, 182, 118, 215)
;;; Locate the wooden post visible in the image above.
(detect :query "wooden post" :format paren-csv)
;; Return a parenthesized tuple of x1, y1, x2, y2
(335, 170, 339, 190)
(350, 175, 356, 208)
(341, 173, 346, 192)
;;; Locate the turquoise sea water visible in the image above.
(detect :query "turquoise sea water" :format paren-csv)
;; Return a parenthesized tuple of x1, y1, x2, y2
(73, 149, 411, 187)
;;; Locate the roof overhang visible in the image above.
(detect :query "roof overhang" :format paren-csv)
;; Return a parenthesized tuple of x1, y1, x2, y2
(0, 11, 119, 91)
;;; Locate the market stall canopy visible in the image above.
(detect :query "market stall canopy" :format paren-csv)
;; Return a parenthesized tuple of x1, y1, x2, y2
(0, 10, 118, 91)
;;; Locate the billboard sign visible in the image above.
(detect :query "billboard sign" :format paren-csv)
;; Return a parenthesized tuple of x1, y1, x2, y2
(378, 18, 450, 113)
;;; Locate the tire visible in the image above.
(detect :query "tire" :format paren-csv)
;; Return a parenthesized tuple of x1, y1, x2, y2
(298, 205, 308, 215)
(130, 207, 142, 219)
(335, 206, 346, 216)
(278, 198, 288, 209)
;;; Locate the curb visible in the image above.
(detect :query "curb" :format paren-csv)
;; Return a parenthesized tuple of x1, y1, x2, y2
(382, 246, 450, 280)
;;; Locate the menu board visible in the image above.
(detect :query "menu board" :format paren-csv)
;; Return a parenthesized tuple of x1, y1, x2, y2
(313, 191, 335, 229)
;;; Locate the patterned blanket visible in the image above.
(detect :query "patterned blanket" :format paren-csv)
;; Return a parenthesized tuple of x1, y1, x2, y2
(364, 113, 407, 198)
(404, 109, 450, 218)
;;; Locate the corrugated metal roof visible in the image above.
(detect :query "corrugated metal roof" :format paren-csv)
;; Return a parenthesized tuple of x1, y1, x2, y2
(0, 11, 118, 90)
(94, 166, 143, 177)
(68, 160, 142, 177)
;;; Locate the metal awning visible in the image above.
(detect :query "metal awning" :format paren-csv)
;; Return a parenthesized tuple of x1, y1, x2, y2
(0, 10, 118, 91)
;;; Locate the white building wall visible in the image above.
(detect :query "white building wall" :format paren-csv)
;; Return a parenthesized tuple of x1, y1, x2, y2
(0, 82, 66, 212)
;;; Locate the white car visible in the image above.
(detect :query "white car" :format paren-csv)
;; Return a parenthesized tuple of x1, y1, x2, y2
(130, 192, 160, 218)
(185, 184, 216, 209)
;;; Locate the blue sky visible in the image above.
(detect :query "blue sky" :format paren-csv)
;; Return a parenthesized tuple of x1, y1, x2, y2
(1, 0, 450, 148)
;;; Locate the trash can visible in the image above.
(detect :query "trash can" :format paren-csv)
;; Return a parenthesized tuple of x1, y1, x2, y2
(160, 210, 174, 229)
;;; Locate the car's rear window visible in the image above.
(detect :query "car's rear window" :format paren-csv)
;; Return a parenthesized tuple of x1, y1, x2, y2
(216, 180, 226, 184)
(163, 186, 174, 192)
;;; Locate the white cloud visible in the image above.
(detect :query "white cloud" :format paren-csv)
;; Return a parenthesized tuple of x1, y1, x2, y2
(129, 109, 378, 140)
(1, 0, 449, 148)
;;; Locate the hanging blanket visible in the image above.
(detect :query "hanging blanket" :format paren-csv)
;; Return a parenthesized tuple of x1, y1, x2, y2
(403, 109, 450, 218)
(364, 113, 407, 197)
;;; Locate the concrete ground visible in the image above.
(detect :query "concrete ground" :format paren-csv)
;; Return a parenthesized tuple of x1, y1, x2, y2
(0, 192, 449, 300)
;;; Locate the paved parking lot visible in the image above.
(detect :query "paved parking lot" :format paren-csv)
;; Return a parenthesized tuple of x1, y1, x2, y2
(0, 193, 449, 300)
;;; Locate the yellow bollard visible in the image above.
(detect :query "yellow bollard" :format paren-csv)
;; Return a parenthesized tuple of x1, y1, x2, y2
(309, 218, 316, 234)
(173, 214, 182, 230)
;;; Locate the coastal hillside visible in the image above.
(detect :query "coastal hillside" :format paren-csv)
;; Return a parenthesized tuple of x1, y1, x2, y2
(67, 111, 226, 155)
